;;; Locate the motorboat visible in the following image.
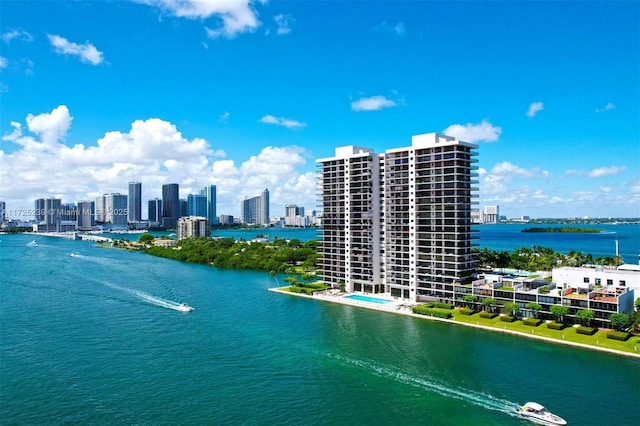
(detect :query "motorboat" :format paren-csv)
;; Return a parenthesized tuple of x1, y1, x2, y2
(176, 303, 194, 312)
(518, 402, 567, 425)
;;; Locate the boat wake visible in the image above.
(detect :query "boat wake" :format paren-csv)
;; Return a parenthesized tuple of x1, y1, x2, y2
(328, 354, 520, 418)
(104, 283, 193, 312)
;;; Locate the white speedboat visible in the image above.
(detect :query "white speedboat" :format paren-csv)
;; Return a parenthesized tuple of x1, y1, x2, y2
(176, 303, 194, 312)
(518, 402, 567, 425)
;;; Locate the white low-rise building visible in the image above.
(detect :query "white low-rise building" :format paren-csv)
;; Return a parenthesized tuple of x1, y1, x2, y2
(552, 266, 640, 293)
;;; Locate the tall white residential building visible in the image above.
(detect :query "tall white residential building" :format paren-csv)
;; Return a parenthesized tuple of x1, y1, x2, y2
(317, 146, 383, 294)
(317, 133, 478, 302)
(177, 216, 211, 240)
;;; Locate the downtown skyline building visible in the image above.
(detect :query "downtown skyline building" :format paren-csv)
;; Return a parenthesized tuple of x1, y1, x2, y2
(200, 184, 218, 225)
(148, 198, 162, 225)
(128, 181, 142, 223)
(161, 183, 180, 229)
(187, 193, 207, 218)
(317, 132, 478, 302)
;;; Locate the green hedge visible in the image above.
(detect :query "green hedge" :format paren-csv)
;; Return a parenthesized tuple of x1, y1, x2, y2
(424, 302, 454, 310)
(607, 331, 631, 341)
(412, 305, 453, 319)
(547, 321, 566, 330)
(500, 315, 516, 322)
(522, 318, 542, 327)
(576, 326, 597, 336)
(459, 308, 475, 316)
(479, 311, 498, 319)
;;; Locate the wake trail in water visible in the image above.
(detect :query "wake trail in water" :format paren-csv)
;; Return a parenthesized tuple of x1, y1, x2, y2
(328, 354, 520, 418)
(103, 282, 190, 312)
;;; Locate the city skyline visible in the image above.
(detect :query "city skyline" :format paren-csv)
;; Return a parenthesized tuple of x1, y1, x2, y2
(1, 1, 638, 218)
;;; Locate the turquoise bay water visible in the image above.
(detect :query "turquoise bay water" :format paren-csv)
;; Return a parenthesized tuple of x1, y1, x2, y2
(1, 232, 639, 425)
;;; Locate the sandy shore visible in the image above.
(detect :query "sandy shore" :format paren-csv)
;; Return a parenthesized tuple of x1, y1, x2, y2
(268, 287, 640, 359)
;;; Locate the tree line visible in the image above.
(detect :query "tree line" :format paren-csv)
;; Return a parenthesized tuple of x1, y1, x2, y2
(476, 245, 624, 271)
(143, 236, 318, 273)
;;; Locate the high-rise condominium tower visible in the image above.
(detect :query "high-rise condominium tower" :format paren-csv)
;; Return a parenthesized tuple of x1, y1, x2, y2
(161, 183, 180, 229)
(200, 185, 217, 225)
(317, 132, 478, 302)
(241, 188, 269, 225)
(148, 198, 162, 225)
(128, 181, 142, 223)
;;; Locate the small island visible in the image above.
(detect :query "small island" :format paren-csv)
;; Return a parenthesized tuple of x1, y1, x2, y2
(521, 227, 601, 233)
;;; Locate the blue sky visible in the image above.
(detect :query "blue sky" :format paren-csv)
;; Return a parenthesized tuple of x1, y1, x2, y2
(1, 0, 638, 219)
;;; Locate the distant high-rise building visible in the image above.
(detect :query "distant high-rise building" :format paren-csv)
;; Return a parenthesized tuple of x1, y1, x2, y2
(104, 193, 128, 227)
(128, 181, 142, 223)
(241, 188, 269, 225)
(77, 200, 95, 230)
(34, 198, 46, 222)
(285, 204, 308, 227)
(148, 198, 162, 225)
(95, 195, 106, 223)
(188, 194, 208, 218)
(0, 201, 5, 222)
(35, 198, 62, 232)
(483, 205, 499, 224)
(200, 184, 218, 225)
(219, 214, 234, 225)
(177, 216, 210, 240)
(317, 133, 478, 302)
(180, 199, 188, 218)
(161, 183, 180, 229)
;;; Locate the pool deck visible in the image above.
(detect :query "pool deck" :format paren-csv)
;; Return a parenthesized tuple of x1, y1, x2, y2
(268, 287, 640, 359)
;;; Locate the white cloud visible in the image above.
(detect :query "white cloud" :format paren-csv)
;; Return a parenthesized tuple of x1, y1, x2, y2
(47, 34, 104, 65)
(566, 165, 627, 178)
(218, 111, 230, 123)
(273, 14, 293, 35)
(0, 56, 7, 68)
(139, 0, 260, 38)
(0, 105, 317, 218)
(442, 119, 502, 143)
(595, 102, 615, 113)
(375, 21, 406, 36)
(526, 101, 544, 118)
(351, 95, 397, 112)
(259, 114, 306, 128)
(1, 30, 33, 44)
(588, 166, 626, 178)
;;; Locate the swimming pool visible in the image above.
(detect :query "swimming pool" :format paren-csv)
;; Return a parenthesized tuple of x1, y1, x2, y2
(344, 295, 392, 304)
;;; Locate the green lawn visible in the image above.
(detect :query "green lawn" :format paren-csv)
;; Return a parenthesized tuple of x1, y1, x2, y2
(450, 309, 640, 355)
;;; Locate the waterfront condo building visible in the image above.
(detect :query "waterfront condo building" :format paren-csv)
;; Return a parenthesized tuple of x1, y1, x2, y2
(317, 133, 478, 302)
(177, 216, 211, 240)
(241, 188, 269, 225)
